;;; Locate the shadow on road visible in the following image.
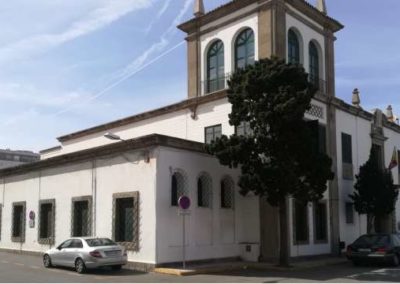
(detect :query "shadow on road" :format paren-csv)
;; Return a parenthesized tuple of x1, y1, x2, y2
(48, 266, 147, 277)
(205, 262, 400, 283)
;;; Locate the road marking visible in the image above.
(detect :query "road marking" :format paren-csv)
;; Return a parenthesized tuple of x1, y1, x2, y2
(1, 260, 9, 264)
(30, 265, 41, 270)
(14, 263, 25, 266)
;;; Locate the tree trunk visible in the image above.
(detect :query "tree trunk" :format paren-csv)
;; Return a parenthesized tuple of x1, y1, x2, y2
(278, 198, 290, 267)
(367, 214, 375, 234)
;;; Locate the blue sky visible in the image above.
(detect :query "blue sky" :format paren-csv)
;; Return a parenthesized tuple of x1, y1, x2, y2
(0, 0, 399, 152)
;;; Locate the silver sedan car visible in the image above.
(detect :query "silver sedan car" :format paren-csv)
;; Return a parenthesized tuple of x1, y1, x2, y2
(43, 237, 128, 273)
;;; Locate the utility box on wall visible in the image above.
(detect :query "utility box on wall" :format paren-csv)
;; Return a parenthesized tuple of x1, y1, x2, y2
(240, 243, 260, 262)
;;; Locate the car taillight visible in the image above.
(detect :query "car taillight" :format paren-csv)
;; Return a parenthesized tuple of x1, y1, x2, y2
(376, 247, 387, 253)
(90, 251, 102, 258)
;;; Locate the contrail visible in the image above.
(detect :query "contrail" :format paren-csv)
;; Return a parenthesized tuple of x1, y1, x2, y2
(52, 40, 185, 117)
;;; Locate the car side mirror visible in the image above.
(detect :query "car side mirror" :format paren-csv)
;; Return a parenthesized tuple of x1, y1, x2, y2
(57, 246, 62, 250)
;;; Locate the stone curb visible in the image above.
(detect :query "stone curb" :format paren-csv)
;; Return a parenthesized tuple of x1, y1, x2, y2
(153, 258, 348, 276)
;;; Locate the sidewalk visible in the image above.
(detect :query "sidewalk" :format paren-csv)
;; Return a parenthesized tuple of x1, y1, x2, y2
(153, 256, 348, 276)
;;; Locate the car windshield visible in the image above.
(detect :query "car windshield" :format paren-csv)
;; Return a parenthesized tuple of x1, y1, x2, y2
(353, 235, 390, 246)
(85, 238, 117, 247)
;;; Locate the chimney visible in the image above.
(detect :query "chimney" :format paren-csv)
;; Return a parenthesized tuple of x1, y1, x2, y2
(194, 0, 205, 18)
(316, 0, 327, 15)
(352, 88, 361, 108)
(386, 105, 394, 122)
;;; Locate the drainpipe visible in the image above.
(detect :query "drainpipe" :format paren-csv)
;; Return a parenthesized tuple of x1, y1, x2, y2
(92, 160, 97, 237)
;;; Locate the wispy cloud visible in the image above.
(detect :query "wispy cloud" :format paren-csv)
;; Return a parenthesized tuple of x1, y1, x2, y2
(0, 83, 87, 107)
(144, 0, 172, 34)
(0, 0, 154, 63)
(49, 0, 192, 116)
(117, 0, 192, 80)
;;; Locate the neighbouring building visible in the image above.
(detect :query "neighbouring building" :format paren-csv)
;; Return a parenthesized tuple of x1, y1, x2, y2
(0, 149, 39, 170)
(0, 0, 400, 271)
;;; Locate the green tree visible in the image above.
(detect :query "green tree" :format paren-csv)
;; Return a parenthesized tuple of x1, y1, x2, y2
(206, 57, 334, 266)
(350, 149, 399, 233)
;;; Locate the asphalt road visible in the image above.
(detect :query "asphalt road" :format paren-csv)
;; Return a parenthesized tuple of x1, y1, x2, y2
(0, 252, 399, 282)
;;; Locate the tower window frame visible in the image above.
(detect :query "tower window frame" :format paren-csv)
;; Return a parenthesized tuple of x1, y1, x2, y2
(288, 29, 301, 64)
(235, 28, 255, 70)
(206, 40, 225, 93)
(309, 41, 320, 88)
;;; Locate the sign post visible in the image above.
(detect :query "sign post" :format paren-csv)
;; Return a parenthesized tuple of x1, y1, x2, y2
(178, 196, 191, 269)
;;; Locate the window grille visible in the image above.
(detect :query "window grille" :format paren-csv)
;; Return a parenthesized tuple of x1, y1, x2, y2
(293, 199, 309, 244)
(171, 171, 188, 206)
(205, 125, 222, 144)
(38, 199, 55, 244)
(313, 201, 327, 243)
(71, 196, 92, 237)
(11, 202, 26, 243)
(306, 104, 324, 119)
(221, 177, 234, 209)
(345, 202, 354, 224)
(112, 192, 139, 251)
(197, 174, 213, 208)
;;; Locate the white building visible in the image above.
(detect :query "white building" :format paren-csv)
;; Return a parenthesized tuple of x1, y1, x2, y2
(0, 149, 39, 170)
(0, 0, 400, 270)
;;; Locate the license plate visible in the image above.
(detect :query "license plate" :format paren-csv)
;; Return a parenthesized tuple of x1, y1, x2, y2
(358, 248, 371, 252)
(105, 250, 121, 257)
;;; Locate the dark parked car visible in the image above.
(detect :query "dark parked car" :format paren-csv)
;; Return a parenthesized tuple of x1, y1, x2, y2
(346, 234, 400, 266)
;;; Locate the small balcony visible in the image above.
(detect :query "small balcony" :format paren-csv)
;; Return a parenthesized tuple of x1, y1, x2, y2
(202, 74, 230, 96)
(309, 76, 327, 96)
(201, 75, 327, 96)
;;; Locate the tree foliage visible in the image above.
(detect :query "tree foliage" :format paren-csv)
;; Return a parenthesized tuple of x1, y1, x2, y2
(206, 57, 334, 206)
(206, 57, 334, 266)
(350, 149, 399, 224)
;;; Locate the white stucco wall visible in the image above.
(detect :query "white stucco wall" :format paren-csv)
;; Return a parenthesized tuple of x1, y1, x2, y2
(155, 147, 260, 263)
(0, 150, 157, 264)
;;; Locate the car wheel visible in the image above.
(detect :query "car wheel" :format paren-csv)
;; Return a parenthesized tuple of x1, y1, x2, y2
(392, 254, 400, 267)
(43, 254, 52, 268)
(75, 258, 86, 274)
(111, 265, 122, 271)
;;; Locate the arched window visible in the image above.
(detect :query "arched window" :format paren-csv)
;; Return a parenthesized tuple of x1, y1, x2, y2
(221, 177, 234, 209)
(171, 171, 187, 206)
(197, 174, 212, 208)
(288, 29, 300, 64)
(309, 41, 320, 88)
(235, 28, 255, 70)
(207, 40, 225, 93)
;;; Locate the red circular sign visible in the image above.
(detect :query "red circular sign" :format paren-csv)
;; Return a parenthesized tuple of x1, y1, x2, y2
(178, 196, 191, 210)
(29, 211, 35, 220)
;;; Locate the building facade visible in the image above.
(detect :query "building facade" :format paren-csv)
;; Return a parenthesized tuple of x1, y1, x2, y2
(0, 149, 39, 170)
(0, 0, 400, 270)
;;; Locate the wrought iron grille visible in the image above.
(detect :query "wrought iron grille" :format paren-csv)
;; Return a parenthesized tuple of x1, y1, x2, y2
(306, 104, 324, 119)
(11, 201, 26, 243)
(112, 192, 139, 251)
(38, 199, 55, 245)
(221, 177, 234, 209)
(71, 197, 92, 237)
(171, 170, 189, 206)
(197, 174, 213, 208)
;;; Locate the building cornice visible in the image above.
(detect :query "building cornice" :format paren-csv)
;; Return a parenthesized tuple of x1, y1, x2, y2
(57, 90, 227, 143)
(178, 0, 343, 35)
(0, 134, 206, 179)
